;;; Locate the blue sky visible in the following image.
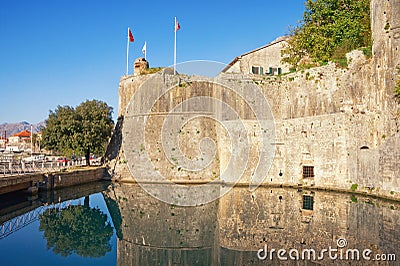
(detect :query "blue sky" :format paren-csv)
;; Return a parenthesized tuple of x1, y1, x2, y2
(0, 0, 305, 124)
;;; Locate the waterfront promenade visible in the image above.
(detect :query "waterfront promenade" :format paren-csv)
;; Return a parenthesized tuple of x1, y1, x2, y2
(0, 161, 106, 195)
(0, 161, 82, 177)
(0, 160, 94, 177)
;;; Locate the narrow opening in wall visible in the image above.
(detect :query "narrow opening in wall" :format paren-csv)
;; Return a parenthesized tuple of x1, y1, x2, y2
(360, 146, 370, 150)
(302, 195, 314, 210)
(302, 165, 314, 178)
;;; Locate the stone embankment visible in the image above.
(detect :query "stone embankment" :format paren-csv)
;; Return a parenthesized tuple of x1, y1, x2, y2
(0, 167, 107, 195)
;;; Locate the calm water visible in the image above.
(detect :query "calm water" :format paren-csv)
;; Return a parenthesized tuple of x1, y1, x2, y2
(0, 182, 399, 265)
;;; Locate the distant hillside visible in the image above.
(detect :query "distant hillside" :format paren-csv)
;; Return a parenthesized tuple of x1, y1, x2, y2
(0, 121, 45, 138)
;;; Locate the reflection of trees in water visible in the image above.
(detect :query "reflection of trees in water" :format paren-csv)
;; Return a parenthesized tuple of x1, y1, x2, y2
(39, 196, 114, 258)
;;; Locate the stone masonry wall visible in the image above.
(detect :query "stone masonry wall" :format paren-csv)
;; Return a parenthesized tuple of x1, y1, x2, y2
(43, 167, 106, 189)
(111, 0, 400, 198)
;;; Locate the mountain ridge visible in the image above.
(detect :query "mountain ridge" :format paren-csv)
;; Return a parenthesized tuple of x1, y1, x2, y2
(0, 121, 45, 138)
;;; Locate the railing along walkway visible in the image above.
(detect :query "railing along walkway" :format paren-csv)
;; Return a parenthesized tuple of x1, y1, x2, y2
(0, 160, 90, 177)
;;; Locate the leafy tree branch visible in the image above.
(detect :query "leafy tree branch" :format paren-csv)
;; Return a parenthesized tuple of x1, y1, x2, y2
(41, 99, 114, 164)
(282, 0, 371, 69)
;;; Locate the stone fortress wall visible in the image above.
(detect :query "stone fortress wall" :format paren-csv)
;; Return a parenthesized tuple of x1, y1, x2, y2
(107, 0, 400, 199)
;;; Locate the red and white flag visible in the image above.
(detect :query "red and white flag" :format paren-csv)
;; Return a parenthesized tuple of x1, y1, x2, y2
(175, 19, 180, 31)
(128, 27, 134, 42)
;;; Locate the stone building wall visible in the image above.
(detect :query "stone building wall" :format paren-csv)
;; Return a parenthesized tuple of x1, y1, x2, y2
(110, 0, 400, 198)
(224, 38, 290, 75)
(118, 73, 220, 183)
(118, 74, 149, 117)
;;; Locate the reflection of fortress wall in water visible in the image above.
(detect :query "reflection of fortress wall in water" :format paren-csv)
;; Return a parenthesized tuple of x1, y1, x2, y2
(104, 183, 219, 265)
(222, 188, 399, 264)
(104, 184, 400, 265)
(219, 188, 400, 260)
(109, 0, 400, 198)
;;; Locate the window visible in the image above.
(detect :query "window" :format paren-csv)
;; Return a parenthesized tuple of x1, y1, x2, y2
(302, 195, 314, 210)
(278, 68, 282, 75)
(303, 166, 314, 178)
(251, 66, 259, 74)
(251, 66, 264, 75)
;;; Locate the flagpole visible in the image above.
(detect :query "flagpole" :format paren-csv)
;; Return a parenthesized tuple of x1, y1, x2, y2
(30, 125, 33, 155)
(174, 17, 177, 75)
(144, 42, 147, 60)
(126, 27, 130, 76)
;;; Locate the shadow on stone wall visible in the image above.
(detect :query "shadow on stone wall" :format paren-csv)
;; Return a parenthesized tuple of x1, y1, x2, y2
(105, 116, 124, 162)
(104, 116, 124, 177)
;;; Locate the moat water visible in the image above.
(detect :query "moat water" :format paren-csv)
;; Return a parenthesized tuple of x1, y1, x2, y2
(0, 181, 399, 265)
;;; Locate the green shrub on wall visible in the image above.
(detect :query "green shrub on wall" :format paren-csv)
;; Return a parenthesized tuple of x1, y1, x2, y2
(282, 0, 371, 70)
(395, 68, 400, 99)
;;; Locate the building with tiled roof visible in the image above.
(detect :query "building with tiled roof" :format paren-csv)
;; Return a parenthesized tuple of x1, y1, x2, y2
(8, 130, 31, 144)
(222, 36, 290, 76)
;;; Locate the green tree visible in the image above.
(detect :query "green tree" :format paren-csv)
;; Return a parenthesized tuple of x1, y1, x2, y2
(39, 198, 114, 258)
(42, 100, 114, 164)
(282, 0, 371, 69)
(75, 100, 114, 164)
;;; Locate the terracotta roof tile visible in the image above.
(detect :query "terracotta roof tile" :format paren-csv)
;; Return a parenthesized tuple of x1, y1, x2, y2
(11, 130, 31, 137)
